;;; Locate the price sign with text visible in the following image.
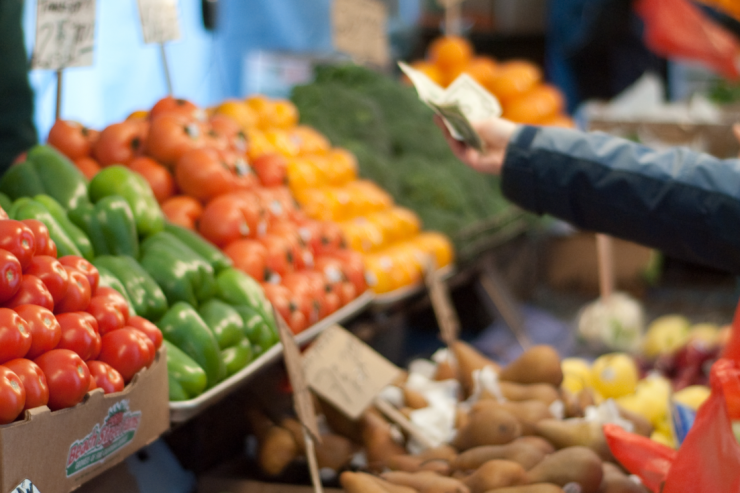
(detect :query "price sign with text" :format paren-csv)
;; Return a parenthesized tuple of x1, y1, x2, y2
(332, 0, 389, 67)
(303, 325, 400, 419)
(32, 0, 96, 70)
(137, 0, 181, 44)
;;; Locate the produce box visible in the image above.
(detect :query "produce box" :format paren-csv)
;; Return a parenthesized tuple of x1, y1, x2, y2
(0, 348, 169, 493)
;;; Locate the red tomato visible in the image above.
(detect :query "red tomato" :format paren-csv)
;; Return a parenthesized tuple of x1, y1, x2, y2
(94, 287, 131, 320)
(85, 296, 127, 336)
(34, 349, 91, 411)
(54, 267, 92, 314)
(58, 256, 99, 293)
(86, 360, 124, 394)
(262, 284, 309, 334)
(73, 156, 101, 180)
(281, 273, 321, 324)
(87, 374, 98, 392)
(0, 248, 22, 303)
(93, 121, 146, 166)
(56, 312, 101, 361)
(327, 249, 367, 293)
(198, 193, 267, 248)
(338, 281, 357, 306)
(0, 308, 32, 364)
(24, 255, 69, 305)
(222, 239, 268, 282)
(5, 275, 54, 311)
(251, 153, 288, 187)
(98, 328, 153, 382)
(14, 305, 61, 359)
(315, 221, 346, 255)
(126, 315, 163, 350)
(258, 234, 296, 278)
(313, 256, 346, 291)
(0, 220, 35, 269)
(175, 147, 237, 202)
(222, 151, 260, 191)
(129, 156, 176, 204)
(0, 366, 25, 423)
(3, 358, 48, 410)
(149, 96, 202, 121)
(323, 291, 341, 318)
(47, 120, 92, 159)
(161, 195, 203, 230)
(296, 219, 323, 254)
(146, 113, 203, 167)
(20, 219, 56, 257)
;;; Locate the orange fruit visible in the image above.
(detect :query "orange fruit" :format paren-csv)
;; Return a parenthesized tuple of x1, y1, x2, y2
(413, 232, 454, 268)
(428, 36, 473, 74)
(462, 56, 498, 89)
(126, 110, 148, 121)
(263, 129, 299, 157)
(504, 84, 565, 124)
(324, 148, 358, 185)
(487, 60, 542, 102)
(387, 207, 421, 240)
(286, 157, 322, 191)
(245, 128, 275, 160)
(272, 100, 299, 129)
(364, 254, 397, 293)
(406, 60, 446, 87)
(214, 100, 258, 130)
(291, 126, 331, 154)
(245, 95, 277, 130)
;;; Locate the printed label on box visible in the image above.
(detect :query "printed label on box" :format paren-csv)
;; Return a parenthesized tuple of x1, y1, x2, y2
(65, 400, 142, 477)
(12, 480, 41, 493)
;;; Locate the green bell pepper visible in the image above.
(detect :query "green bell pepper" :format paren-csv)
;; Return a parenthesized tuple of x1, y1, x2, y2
(0, 145, 90, 211)
(164, 340, 207, 401)
(163, 222, 232, 273)
(34, 194, 95, 260)
(89, 166, 164, 237)
(215, 268, 277, 331)
(221, 338, 253, 377)
(139, 232, 215, 307)
(0, 193, 12, 212)
(232, 304, 279, 357)
(96, 265, 136, 317)
(10, 198, 82, 257)
(69, 196, 139, 258)
(92, 255, 168, 321)
(198, 299, 246, 350)
(159, 302, 226, 389)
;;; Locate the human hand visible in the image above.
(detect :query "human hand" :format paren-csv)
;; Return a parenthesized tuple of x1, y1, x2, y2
(435, 115, 519, 175)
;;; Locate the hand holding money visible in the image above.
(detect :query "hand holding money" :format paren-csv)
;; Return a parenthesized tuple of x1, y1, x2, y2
(434, 115, 518, 175)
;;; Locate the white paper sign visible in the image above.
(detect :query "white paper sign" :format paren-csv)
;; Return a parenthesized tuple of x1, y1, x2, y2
(332, 0, 389, 67)
(12, 480, 42, 493)
(137, 0, 181, 44)
(32, 0, 96, 70)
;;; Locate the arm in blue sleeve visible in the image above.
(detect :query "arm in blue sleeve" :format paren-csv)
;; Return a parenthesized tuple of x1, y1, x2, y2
(501, 125, 740, 274)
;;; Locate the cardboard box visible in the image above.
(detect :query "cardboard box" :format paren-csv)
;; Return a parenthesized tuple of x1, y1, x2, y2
(0, 349, 170, 493)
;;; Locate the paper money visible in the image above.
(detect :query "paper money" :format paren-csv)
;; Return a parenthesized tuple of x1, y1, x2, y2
(399, 62, 502, 152)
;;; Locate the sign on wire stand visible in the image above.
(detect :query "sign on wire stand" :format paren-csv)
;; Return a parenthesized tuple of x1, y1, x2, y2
(32, 0, 96, 70)
(332, 0, 389, 67)
(136, 0, 181, 44)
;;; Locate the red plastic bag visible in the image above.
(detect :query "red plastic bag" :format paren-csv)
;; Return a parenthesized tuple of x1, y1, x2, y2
(635, 0, 740, 79)
(605, 359, 740, 492)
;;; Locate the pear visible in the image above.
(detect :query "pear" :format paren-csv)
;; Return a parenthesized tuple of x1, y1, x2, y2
(451, 340, 501, 395)
(473, 399, 553, 436)
(490, 485, 565, 493)
(453, 405, 521, 450)
(387, 454, 425, 472)
(526, 446, 604, 493)
(404, 387, 429, 409)
(454, 442, 546, 471)
(499, 381, 560, 405)
(340, 471, 418, 493)
(417, 445, 459, 463)
(362, 409, 406, 470)
(381, 470, 470, 493)
(600, 462, 650, 493)
(461, 459, 527, 493)
(258, 425, 299, 476)
(535, 418, 612, 461)
(435, 357, 458, 381)
(513, 436, 556, 455)
(500, 345, 563, 387)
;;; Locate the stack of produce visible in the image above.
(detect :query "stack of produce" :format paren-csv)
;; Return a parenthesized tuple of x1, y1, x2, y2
(292, 64, 536, 261)
(213, 95, 454, 295)
(248, 343, 654, 492)
(0, 144, 279, 402)
(0, 201, 159, 424)
(406, 35, 573, 127)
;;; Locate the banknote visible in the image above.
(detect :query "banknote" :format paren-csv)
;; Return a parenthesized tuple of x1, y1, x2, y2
(399, 62, 502, 152)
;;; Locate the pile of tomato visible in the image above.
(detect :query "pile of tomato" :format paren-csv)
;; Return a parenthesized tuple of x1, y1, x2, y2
(47, 96, 368, 335)
(0, 211, 161, 424)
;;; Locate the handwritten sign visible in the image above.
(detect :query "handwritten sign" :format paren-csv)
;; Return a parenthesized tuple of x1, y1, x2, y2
(137, 0, 181, 44)
(303, 325, 401, 420)
(32, 0, 96, 70)
(275, 311, 320, 441)
(332, 0, 389, 67)
(423, 256, 460, 345)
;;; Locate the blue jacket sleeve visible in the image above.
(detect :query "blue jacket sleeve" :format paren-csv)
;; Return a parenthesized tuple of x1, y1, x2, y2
(501, 125, 740, 274)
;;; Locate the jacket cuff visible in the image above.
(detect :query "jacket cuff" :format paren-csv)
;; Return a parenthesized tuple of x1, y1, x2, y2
(501, 125, 541, 214)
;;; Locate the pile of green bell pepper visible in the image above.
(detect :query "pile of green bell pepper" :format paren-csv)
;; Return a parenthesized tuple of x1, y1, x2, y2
(69, 196, 139, 258)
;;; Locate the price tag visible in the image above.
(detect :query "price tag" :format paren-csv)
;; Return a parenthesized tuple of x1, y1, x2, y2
(137, 0, 181, 44)
(275, 311, 320, 441)
(332, 0, 389, 67)
(303, 325, 401, 420)
(423, 256, 460, 345)
(13, 480, 41, 493)
(32, 0, 96, 70)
